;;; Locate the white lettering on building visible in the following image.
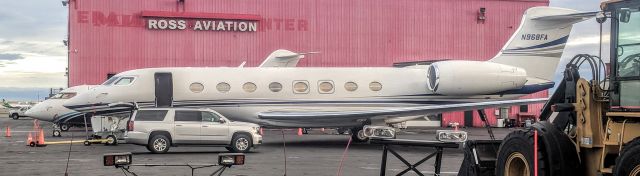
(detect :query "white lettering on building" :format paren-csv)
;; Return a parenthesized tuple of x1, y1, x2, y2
(148, 19, 257, 32)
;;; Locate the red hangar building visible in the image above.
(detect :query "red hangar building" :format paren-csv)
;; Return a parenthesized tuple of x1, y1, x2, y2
(66, 0, 550, 127)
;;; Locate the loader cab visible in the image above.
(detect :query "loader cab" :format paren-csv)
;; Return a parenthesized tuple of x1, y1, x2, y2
(606, 1, 640, 111)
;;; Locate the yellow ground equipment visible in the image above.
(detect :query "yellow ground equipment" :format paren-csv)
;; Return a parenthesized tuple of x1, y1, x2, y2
(460, 0, 640, 175)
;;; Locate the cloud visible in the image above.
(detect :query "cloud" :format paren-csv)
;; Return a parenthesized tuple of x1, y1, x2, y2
(0, 39, 66, 57)
(0, 53, 24, 60)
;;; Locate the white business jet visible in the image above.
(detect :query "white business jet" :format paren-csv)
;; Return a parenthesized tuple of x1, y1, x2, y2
(25, 85, 95, 135)
(63, 7, 594, 141)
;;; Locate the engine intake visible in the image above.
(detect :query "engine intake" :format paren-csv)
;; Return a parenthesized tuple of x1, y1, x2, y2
(427, 61, 527, 95)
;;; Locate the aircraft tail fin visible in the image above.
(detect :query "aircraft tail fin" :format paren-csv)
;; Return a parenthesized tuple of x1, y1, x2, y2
(259, 49, 319, 68)
(489, 7, 595, 81)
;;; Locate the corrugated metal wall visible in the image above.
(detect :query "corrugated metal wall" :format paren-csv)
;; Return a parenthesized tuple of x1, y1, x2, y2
(68, 0, 549, 127)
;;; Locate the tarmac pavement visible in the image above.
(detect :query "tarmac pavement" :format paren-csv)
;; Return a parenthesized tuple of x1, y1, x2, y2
(0, 115, 518, 176)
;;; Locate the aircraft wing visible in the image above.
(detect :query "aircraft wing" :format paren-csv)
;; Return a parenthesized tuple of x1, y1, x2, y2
(258, 98, 547, 120)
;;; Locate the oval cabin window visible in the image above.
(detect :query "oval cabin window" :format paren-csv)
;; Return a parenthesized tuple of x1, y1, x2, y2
(216, 82, 231, 93)
(269, 82, 283, 92)
(293, 81, 309, 93)
(189, 82, 204, 93)
(318, 81, 334, 93)
(369, 81, 382, 91)
(243, 82, 257, 93)
(344, 82, 358, 92)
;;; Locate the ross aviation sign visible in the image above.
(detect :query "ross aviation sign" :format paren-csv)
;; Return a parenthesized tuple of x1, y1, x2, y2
(76, 11, 309, 32)
(143, 11, 259, 32)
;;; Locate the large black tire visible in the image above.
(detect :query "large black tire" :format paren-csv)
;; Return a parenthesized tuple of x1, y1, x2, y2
(11, 113, 19, 120)
(229, 133, 252, 153)
(496, 121, 580, 176)
(614, 137, 640, 176)
(495, 129, 544, 176)
(351, 127, 368, 143)
(59, 124, 70, 131)
(148, 135, 170, 154)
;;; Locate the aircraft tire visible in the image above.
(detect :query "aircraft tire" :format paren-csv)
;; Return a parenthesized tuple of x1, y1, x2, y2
(302, 128, 309, 134)
(351, 127, 368, 143)
(52, 130, 61, 137)
(11, 113, 19, 120)
(614, 137, 640, 176)
(59, 124, 69, 131)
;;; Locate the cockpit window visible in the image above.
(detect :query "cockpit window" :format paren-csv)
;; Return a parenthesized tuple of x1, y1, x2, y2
(102, 76, 120, 85)
(49, 93, 77, 99)
(114, 77, 135, 85)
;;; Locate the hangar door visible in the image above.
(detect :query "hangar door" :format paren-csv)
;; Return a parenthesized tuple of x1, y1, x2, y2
(154, 72, 173, 107)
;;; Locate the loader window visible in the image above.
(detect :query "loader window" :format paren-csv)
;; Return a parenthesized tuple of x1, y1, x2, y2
(616, 8, 640, 78)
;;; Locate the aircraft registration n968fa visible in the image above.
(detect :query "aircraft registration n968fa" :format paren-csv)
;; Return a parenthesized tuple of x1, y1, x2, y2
(62, 7, 595, 136)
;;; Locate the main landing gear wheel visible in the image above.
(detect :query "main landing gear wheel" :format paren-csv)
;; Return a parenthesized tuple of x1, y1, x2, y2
(52, 130, 61, 137)
(59, 124, 70, 131)
(614, 137, 640, 176)
(302, 128, 309, 134)
(351, 127, 368, 143)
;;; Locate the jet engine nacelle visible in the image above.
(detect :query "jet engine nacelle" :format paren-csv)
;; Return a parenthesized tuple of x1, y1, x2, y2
(427, 61, 527, 95)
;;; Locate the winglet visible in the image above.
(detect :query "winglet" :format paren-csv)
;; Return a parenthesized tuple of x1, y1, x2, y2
(259, 49, 319, 67)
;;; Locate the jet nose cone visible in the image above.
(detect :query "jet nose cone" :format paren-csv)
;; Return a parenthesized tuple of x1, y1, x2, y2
(25, 106, 49, 121)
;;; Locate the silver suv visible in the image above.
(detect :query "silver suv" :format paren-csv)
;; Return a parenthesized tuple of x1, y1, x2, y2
(124, 108, 262, 153)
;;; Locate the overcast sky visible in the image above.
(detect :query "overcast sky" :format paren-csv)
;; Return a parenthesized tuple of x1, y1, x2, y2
(0, 0, 604, 101)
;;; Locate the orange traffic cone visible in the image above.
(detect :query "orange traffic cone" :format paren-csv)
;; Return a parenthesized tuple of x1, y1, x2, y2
(37, 128, 46, 146)
(297, 128, 303, 136)
(4, 126, 11, 137)
(321, 128, 325, 132)
(26, 133, 33, 146)
(259, 128, 264, 135)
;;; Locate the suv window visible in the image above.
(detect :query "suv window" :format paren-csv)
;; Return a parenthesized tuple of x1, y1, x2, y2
(134, 110, 168, 121)
(175, 111, 202, 122)
(202, 112, 221, 122)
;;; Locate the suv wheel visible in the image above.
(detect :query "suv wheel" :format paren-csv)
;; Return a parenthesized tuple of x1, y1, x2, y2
(148, 135, 170, 153)
(11, 113, 19, 120)
(229, 134, 252, 153)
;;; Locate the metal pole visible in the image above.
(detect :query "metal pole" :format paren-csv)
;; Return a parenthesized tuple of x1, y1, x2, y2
(434, 147, 443, 176)
(534, 129, 538, 176)
(380, 144, 388, 176)
(83, 114, 90, 140)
